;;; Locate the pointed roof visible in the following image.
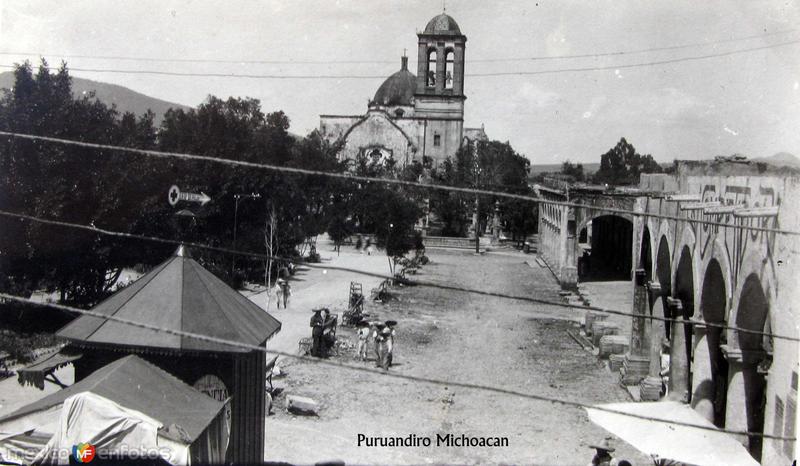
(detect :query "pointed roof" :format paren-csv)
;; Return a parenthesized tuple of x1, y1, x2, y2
(0, 355, 225, 442)
(58, 247, 281, 353)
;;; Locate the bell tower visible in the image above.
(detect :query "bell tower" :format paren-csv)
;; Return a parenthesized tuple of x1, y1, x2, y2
(414, 12, 466, 163)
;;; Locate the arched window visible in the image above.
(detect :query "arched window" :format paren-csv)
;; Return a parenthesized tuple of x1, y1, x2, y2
(394, 108, 405, 118)
(445, 49, 454, 89)
(427, 49, 437, 87)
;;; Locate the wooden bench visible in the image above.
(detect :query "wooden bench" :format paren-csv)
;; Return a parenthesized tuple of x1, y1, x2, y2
(265, 355, 279, 393)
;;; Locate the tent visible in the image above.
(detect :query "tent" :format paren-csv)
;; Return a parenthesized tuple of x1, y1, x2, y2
(585, 401, 759, 466)
(0, 355, 228, 465)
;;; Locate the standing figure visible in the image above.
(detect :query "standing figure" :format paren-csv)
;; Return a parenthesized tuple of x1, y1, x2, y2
(379, 327, 393, 370)
(588, 438, 617, 466)
(372, 323, 386, 366)
(383, 320, 397, 368)
(320, 308, 336, 357)
(356, 320, 370, 361)
(310, 308, 324, 357)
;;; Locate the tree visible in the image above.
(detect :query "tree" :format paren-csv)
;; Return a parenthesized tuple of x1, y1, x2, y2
(0, 61, 162, 305)
(594, 137, 663, 186)
(560, 160, 585, 182)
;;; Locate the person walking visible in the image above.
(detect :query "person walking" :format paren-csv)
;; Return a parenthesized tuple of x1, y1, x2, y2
(310, 308, 325, 357)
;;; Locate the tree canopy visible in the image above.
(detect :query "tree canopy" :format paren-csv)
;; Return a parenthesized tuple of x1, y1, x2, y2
(0, 61, 426, 304)
(594, 137, 663, 186)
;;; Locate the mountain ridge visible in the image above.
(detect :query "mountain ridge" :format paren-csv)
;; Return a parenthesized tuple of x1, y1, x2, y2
(0, 71, 191, 125)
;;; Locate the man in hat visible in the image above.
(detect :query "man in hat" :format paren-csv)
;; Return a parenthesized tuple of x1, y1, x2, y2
(588, 438, 617, 466)
(383, 321, 397, 368)
(310, 308, 325, 357)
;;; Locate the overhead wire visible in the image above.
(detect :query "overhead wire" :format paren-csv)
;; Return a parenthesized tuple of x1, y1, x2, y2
(0, 292, 793, 441)
(0, 37, 798, 80)
(0, 208, 796, 344)
(0, 28, 795, 65)
(0, 130, 797, 237)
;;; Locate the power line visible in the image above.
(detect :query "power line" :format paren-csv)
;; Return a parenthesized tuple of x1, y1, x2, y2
(0, 37, 798, 80)
(1, 130, 797, 237)
(468, 38, 800, 77)
(0, 28, 795, 66)
(0, 208, 795, 344)
(0, 292, 792, 441)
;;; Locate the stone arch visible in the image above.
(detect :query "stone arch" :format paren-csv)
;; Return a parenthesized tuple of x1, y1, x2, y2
(673, 224, 699, 312)
(669, 245, 694, 402)
(576, 214, 633, 281)
(700, 236, 734, 306)
(730, 273, 771, 461)
(692, 258, 730, 427)
(656, 235, 672, 310)
(639, 225, 653, 280)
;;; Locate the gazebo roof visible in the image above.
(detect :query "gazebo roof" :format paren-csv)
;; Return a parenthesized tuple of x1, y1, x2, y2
(58, 247, 281, 353)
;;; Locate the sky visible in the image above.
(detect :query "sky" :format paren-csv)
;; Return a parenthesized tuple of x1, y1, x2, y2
(0, 0, 798, 164)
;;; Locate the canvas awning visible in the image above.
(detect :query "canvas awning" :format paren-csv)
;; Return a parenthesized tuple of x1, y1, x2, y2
(585, 401, 759, 466)
(58, 246, 281, 353)
(0, 355, 228, 465)
(17, 351, 82, 390)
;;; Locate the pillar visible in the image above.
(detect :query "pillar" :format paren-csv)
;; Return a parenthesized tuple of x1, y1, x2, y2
(491, 200, 500, 240)
(690, 319, 715, 422)
(622, 269, 651, 384)
(559, 206, 577, 288)
(640, 281, 664, 401)
(721, 345, 750, 446)
(667, 297, 690, 402)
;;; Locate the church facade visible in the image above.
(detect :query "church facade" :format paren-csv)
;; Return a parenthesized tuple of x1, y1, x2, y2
(319, 13, 486, 168)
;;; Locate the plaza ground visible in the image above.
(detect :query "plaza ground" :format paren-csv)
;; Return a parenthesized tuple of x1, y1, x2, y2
(0, 240, 648, 465)
(262, 243, 649, 465)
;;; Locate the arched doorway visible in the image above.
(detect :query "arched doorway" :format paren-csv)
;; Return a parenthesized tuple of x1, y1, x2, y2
(734, 274, 771, 461)
(670, 246, 694, 402)
(695, 259, 728, 427)
(578, 215, 633, 281)
(648, 236, 672, 392)
(639, 227, 652, 280)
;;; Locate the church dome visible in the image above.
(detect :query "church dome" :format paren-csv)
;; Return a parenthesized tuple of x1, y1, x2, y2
(372, 56, 416, 107)
(423, 13, 462, 35)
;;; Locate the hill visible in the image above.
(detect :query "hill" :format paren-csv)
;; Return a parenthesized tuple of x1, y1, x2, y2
(755, 152, 800, 169)
(0, 71, 191, 126)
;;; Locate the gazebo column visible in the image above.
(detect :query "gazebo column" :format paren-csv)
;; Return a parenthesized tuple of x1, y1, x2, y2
(690, 318, 715, 422)
(622, 269, 651, 385)
(640, 281, 664, 401)
(667, 297, 690, 402)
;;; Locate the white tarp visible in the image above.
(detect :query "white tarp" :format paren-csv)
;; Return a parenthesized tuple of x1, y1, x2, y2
(0, 392, 190, 465)
(585, 401, 759, 466)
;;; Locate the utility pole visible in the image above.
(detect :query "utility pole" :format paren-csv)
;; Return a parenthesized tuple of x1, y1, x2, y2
(474, 142, 481, 254)
(231, 193, 261, 278)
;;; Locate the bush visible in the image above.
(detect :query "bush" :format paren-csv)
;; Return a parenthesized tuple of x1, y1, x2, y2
(0, 330, 60, 364)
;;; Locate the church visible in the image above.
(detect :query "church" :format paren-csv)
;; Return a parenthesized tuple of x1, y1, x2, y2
(319, 12, 487, 168)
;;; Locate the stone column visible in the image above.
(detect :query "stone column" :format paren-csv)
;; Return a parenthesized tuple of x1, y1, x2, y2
(435, 42, 446, 93)
(559, 206, 577, 288)
(640, 281, 664, 401)
(491, 200, 500, 240)
(667, 297, 690, 402)
(622, 269, 651, 384)
(721, 346, 750, 446)
(690, 318, 715, 422)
